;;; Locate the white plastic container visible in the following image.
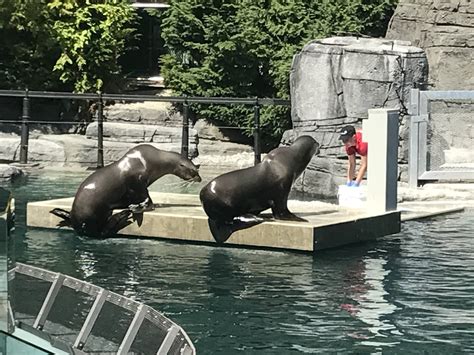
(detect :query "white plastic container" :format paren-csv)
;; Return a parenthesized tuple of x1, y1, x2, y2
(338, 184, 367, 208)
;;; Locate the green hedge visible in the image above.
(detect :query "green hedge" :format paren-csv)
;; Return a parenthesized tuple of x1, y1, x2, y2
(161, 0, 397, 146)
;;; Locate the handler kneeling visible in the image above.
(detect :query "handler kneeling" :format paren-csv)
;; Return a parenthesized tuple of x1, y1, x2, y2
(339, 125, 368, 187)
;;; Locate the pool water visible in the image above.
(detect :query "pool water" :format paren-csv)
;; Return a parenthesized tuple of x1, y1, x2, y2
(4, 169, 474, 354)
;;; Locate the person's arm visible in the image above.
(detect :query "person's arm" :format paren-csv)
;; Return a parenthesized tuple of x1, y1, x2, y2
(347, 154, 356, 183)
(355, 155, 367, 186)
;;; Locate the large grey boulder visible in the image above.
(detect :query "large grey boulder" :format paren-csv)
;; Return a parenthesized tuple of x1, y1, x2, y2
(386, 0, 474, 90)
(0, 133, 198, 167)
(0, 137, 66, 165)
(0, 137, 20, 162)
(41, 134, 198, 166)
(288, 36, 428, 197)
(291, 37, 427, 128)
(0, 164, 24, 181)
(85, 121, 198, 146)
(104, 101, 182, 125)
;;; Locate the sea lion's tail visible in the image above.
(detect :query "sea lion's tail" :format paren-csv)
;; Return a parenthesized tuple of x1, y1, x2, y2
(49, 208, 71, 228)
(208, 215, 264, 244)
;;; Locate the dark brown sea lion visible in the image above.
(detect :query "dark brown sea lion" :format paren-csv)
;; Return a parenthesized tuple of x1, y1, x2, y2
(200, 135, 319, 243)
(50, 144, 201, 238)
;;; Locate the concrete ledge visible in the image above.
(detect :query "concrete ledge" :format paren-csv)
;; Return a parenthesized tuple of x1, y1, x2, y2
(27, 192, 402, 253)
(399, 202, 466, 221)
(314, 212, 400, 250)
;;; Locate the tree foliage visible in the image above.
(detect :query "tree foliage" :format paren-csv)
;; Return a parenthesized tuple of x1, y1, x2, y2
(161, 0, 397, 145)
(0, 0, 137, 92)
(0, 0, 61, 90)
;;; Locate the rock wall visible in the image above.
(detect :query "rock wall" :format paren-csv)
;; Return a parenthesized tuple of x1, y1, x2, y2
(0, 99, 255, 170)
(287, 36, 428, 197)
(386, 0, 474, 90)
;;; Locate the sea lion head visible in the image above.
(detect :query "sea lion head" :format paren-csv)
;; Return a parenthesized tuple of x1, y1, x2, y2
(292, 135, 320, 161)
(174, 158, 202, 182)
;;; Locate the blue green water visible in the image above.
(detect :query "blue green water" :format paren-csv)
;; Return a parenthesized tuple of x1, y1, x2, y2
(4, 170, 474, 354)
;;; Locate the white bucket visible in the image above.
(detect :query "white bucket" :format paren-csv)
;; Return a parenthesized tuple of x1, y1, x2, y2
(338, 185, 366, 208)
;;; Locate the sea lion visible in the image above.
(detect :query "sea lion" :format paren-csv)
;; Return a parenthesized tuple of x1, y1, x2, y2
(200, 135, 319, 243)
(50, 144, 201, 238)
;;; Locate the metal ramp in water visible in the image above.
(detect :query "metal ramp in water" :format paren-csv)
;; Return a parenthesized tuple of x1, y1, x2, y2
(8, 263, 196, 355)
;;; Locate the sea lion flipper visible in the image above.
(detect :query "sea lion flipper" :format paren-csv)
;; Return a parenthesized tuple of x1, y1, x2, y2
(128, 196, 154, 213)
(208, 215, 264, 244)
(236, 214, 264, 223)
(272, 204, 308, 222)
(208, 219, 233, 244)
(101, 210, 133, 237)
(273, 210, 308, 222)
(49, 208, 72, 227)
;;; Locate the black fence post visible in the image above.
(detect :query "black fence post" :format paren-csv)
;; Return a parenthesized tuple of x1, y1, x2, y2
(19, 89, 30, 164)
(253, 98, 261, 165)
(96, 92, 104, 168)
(181, 97, 189, 159)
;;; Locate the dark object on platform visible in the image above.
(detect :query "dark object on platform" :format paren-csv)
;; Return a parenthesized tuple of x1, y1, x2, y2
(49, 144, 201, 238)
(200, 135, 319, 243)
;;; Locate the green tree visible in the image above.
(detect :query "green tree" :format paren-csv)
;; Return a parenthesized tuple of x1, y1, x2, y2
(0, 0, 138, 93)
(161, 0, 397, 146)
(0, 0, 61, 90)
(48, 0, 138, 92)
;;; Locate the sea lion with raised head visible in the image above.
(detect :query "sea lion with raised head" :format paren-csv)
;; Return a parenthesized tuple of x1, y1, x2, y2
(51, 144, 201, 238)
(200, 135, 319, 243)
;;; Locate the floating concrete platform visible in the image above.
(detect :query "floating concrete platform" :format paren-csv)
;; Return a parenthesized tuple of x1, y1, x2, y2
(26, 192, 464, 253)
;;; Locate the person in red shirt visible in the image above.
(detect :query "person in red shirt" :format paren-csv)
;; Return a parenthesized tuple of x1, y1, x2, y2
(339, 125, 368, 187)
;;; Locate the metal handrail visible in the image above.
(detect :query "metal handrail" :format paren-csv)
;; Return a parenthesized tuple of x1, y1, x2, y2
(9, 262, 196, 355)
(0, 89, 290, 106)
(0, 89, 290, 167)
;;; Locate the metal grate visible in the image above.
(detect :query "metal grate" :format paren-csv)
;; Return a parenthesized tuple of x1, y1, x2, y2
(408, 89, 474, 186)
(9, 263, 196, 355)
(427, 100, 474, 171)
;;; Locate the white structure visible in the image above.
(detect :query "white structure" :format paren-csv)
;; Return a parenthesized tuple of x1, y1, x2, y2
(363, 109, 399, 213)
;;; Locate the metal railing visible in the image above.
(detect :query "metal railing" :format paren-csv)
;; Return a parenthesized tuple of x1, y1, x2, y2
(408, 89, 474, 187)
(0, 89, 290, 167)
(8, 263, 196, 355)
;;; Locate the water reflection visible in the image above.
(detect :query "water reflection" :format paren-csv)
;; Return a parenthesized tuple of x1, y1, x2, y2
(343, 256, 400, 347)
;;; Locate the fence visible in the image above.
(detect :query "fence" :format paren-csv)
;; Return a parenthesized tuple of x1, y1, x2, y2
(408, 89, 474, 187)
(8, 262, 196, 354)
(0, 90, 290, 168)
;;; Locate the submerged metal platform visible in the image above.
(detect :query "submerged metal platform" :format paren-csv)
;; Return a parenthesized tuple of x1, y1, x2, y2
(26, 192, 465, 252)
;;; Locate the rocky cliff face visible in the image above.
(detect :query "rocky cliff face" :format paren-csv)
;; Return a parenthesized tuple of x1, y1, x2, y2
(386, 0, 474, 90)
(287, 37, 428, 197)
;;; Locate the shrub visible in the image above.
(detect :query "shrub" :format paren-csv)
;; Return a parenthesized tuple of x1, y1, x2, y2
(0, 0, 137, 93)
(160, 0, 397, 146)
